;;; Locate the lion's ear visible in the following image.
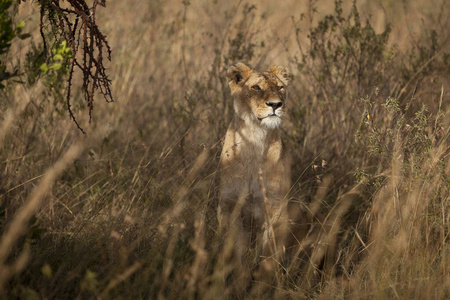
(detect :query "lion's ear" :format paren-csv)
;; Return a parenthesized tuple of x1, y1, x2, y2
(269, 65, 291, 86)
(227, 63, 252, 84)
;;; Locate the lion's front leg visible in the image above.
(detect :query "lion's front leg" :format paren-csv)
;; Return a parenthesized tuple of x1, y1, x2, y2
(259, 163, 290, 274)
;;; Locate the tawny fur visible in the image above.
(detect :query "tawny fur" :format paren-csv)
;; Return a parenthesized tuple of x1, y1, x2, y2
(219, 62, 291, 261)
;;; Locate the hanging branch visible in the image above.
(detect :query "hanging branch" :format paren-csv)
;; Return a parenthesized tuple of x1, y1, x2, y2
(38, 0, 113, 133)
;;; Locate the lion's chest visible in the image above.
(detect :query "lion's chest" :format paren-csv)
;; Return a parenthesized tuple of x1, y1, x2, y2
(220, 125, 283, 207)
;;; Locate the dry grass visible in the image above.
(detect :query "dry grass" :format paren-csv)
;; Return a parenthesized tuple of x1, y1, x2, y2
(0, 0, 449, 298)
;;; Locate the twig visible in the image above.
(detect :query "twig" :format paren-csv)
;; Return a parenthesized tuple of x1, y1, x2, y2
(39, 0, 113, 132)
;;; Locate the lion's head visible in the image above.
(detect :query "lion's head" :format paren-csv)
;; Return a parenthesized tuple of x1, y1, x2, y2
(227, 63, 291, 129)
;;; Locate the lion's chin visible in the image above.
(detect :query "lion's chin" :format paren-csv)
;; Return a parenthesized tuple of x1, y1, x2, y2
(260, 116, 282, 129)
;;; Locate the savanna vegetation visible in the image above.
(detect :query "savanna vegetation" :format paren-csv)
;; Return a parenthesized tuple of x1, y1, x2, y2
(0, 0, 449, 298)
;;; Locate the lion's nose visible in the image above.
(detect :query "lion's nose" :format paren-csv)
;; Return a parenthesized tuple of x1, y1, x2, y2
(265, 101, 283, 110)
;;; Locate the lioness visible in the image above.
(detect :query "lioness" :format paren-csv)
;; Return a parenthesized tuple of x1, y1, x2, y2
(219, 62, 291, 263)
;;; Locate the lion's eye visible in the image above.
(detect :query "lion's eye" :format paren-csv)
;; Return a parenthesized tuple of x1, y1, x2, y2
(277, 86, 284, 91)
(252, 85, 261, 91)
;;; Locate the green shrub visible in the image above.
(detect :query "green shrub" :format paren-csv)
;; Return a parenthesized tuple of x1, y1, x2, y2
(0, 0, 30, 89)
